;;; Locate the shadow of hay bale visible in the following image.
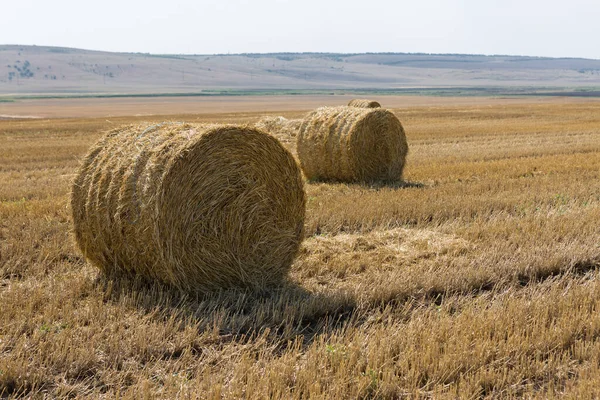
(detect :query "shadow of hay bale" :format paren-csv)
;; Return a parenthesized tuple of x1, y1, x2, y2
(95, 273, 358, 347)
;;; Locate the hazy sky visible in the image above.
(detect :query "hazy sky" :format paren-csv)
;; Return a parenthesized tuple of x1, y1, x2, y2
(2, 0, 599, 59)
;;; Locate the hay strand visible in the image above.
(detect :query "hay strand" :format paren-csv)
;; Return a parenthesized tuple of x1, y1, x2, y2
(297, 106, 408, 182)
(72, 122, 306, 292)
(348, 99, 382, 108)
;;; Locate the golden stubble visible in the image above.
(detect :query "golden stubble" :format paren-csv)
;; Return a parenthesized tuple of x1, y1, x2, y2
(1, 100, 600, 398)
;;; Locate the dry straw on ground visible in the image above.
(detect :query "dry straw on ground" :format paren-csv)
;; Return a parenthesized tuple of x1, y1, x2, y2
(348, 99, 382, 108)
(297, 106, 408, 182)
(71, 122, 306, 292)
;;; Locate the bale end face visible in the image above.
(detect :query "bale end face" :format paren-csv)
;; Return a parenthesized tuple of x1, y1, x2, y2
(297, 106, 408, 182)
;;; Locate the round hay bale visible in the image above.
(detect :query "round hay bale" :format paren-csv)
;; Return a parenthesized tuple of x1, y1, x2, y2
(297, 106, 408, 182)
(254, 116, 303, 150)
(255, 116, 302, 137)
(348, 99, 382, 108)
(71, 122, 306, 292)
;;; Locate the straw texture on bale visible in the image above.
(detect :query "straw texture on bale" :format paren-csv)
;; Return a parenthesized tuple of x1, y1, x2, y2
(255, 116, 302, 137)
(254, 116, 302, 149)
(71, 122, 306, 292)
(348, 99, 381, 108)
(297, 106, 408, 182)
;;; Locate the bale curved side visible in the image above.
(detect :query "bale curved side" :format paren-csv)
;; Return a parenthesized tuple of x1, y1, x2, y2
(348, 99, 382, 108)
(71, 123, 306, 292)
(297, 106, 408, 182)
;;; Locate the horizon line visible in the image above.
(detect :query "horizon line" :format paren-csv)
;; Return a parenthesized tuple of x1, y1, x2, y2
(2, 44, 599, 62)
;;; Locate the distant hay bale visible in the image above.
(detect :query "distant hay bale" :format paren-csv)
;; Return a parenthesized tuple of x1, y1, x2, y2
(254, 116, 303, 153)
(297, 106, 408, 182)
(71, 122, 306, 292)
(348, 99, 382, 108)
(254, 116, 302, 137)
(255, 116, 302, 137)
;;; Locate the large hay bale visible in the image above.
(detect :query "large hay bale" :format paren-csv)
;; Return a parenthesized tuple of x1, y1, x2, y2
(297, 106, 408, 182)
(71, 122, 306, 292)
(348, 99, 382, 108)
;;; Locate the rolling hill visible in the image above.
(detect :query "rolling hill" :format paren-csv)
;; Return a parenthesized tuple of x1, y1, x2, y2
(1, 45, 600, 95)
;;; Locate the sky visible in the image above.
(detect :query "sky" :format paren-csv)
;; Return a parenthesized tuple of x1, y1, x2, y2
(2, 0, 599, 59)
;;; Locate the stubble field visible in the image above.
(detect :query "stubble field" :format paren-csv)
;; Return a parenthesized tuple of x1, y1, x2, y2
(1, 97, 600, 398)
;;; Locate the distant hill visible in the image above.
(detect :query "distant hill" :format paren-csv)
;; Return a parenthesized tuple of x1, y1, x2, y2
(1, 45, 600, 95)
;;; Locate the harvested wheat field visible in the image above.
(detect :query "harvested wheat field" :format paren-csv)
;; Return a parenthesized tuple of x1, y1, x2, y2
(2, 98, 600, 398)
